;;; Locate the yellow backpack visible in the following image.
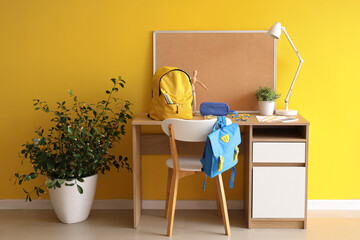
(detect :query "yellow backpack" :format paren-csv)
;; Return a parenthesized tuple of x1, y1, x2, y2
(149, 66, 193, 120)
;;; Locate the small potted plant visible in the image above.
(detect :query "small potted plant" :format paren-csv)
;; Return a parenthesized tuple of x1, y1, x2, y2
(255, 87, 280, 115)
(13, 77, 132, 224)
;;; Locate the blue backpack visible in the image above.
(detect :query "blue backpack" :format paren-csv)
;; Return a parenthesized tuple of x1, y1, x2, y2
(200, 116, 241, 190)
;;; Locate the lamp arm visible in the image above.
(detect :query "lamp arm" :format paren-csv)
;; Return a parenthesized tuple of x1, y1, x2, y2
(281, 27, 304, 111)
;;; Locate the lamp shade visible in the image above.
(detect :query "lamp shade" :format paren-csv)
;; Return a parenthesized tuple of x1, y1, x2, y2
(268, 22, 282, 39)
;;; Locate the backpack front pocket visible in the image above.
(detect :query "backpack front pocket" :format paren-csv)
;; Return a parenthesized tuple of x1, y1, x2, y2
(163, 103, 193, 119)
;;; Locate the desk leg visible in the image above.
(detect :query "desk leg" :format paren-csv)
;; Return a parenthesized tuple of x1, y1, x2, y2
(132, 125, 142, 228)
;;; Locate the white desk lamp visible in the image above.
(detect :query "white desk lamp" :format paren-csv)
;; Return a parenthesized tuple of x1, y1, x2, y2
(268, 22, 304, 116)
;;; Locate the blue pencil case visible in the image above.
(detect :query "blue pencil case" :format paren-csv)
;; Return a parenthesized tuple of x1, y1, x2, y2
(200, 102, 229, 116)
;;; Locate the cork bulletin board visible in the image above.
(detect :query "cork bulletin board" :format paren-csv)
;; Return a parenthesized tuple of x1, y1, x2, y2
(153, 31, 276, 112)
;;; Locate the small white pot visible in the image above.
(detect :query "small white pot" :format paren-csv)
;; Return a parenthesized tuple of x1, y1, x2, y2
(48, 174, 98, 224)
(258, 101, 275, 116)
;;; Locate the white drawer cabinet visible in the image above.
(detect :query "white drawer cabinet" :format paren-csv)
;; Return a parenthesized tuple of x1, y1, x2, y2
(246, 123, 309, 228)
(253, 142, 305, 163)
(252, 167, 306, 218)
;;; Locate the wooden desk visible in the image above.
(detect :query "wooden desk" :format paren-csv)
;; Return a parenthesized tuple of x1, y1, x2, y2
(132, 113, 310, 229)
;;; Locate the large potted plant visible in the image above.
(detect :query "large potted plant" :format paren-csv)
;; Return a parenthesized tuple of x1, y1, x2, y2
(255, 87, 280, 115)
(13, 77, 132, 224)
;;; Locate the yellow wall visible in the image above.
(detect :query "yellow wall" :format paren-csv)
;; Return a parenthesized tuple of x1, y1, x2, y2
(1, 0, 360, 201)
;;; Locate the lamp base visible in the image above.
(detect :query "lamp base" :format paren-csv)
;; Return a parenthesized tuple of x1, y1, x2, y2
(276, 109, 297, 116)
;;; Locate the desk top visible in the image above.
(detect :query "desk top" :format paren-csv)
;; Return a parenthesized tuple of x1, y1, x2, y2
(132, 113, 309, 126)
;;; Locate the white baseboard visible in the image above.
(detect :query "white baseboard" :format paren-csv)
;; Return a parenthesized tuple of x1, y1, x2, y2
(1, 199, 360, 210)
(0, 199, 53, 209)
(307, 200, 360, 210)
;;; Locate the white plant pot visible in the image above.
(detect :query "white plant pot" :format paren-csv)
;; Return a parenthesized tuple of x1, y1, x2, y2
(48, 174, 98, 224)
(258, 101, 275, 116)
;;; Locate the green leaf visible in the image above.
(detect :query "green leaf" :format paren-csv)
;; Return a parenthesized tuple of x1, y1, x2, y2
(77, 177, 84, 182)
(77, 185, 83, 194)
(68, 127, 74, 135)
(65, 183, 75, 186)
(68, 89, 73, 96)
(111, 78, 116, 84)
(46, 180, 54, 188)
(29, 173, 38, 179)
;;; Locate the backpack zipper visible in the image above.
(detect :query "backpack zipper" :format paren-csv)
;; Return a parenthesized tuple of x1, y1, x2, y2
(166, 103, 179, 113)
(158, 69, 191, 96)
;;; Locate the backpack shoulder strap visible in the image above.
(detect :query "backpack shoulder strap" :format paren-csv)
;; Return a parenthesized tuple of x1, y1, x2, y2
(202, 175, 207, 191)
(229, 167, 236, 189)
(213, 116, 226, 131)
(220, 116, 227, 126)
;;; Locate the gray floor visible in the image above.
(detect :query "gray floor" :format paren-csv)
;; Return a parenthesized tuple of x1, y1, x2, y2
(1, 209, 360, 240)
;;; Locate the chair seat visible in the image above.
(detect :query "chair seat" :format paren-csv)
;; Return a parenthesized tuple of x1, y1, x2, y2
(166, 156, 203, 171)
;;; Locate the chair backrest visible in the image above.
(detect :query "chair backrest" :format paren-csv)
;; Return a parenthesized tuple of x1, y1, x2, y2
(161, 118, 232, 142)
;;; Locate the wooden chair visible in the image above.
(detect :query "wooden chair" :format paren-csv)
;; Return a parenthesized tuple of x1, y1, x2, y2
(161, 118, 231, 236)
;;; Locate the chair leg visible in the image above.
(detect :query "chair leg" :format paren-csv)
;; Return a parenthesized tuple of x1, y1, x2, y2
(215, 174, 231, 236)
(167, 171, 179, 236)
(165, 168, 173, 218)
(215, 184, 222, 217)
